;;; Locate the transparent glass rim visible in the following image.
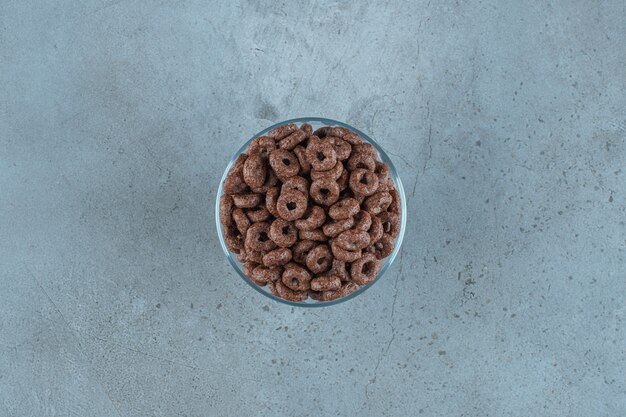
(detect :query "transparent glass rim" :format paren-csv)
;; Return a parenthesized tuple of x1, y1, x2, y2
(215, 117, 407, 307)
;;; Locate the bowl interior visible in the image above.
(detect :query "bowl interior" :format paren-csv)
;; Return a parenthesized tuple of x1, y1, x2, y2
(215, 117, 407, 307)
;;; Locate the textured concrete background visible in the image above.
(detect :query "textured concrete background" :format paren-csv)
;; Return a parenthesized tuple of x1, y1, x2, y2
(1, 0, 625, 416)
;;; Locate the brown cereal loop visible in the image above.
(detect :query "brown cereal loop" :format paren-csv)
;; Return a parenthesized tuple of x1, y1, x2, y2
(242, 261, 258, 278)
(326, 136, 352, 160)
(312, 126, 331, 138)
(369, 234, 394, 259)
(337, 168, 349, 191)
(353, 143, 377, 158)
(368, 214, 384, 243)
(242, 249, 264, 264)
(322, 216, 354, 238)
(293, 145, 311, 174)
(232, 208, 250, 235)
(310, 179, 340, 206)
(331, 239, 362, 262)
(363, 192, 392, 215)
(306, 141, 337, 171)
(328, 127, 350, 138)
(223, 154, 249, 194)
(378, 211, 401, 237)
(388, 189, 401, 214)
(244, 221, 276, 252)
(305, 244, 332, 274)
(247, 207, 271, 223)
(223, 223, 244, 253)
(262, 248, 292, 267)
(301, 123, 312, 137)
(219, 194, 234, 226)
(281, 263, 312, 291)
(232, 193, 263, 209)
(374, 161, 389, 182)
(267, 123, 297, 140)
(281, 176, 309, 198)
(321, 281, 359, 301)
(342, 132, 363, 145)
(293, 240, 315, 264)
(350, 253, 380, 285)
(269, 149, 300, 178)
(247, 136, 276, 159)
(274, 279, 308, 301)
(279, 129, 307, 150)
(349, 168, 379, 196)
(330, 259, 349, 281)
(250, 169, 278, 194)
(242, 153, 267, 188)
(310, 274, 341, 292)
(276, 189, 307, 221)
(310, 160, 343, 181)
(269, 218, 298, 248)
(336, 229, 370, 251)
(265, 186, 280, 217)
(353, 210, 372, 231)
(299, 228, 327, 242)
(252, 265, 282, 283)
(294, 205, 326, 231)
(329, 197, 360, 220)
(347, 152, 376, 171)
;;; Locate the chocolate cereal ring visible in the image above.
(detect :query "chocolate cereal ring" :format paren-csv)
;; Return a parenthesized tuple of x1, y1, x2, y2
(330, 259, 349, 281)
(331, 239, 362, 262)
(305, 244, 332, 274)
(262, 248, 292, 267)
(292, 240, 315, 264)
(349, 168, 379, 196)
(310, 179, 340, 206)
(300, 123, 312, 137)
(322, 216, 354, 238)
(219, 194, 234, 226)
(368, 214, 384, 243)
(223, 223, 244, 253)
(293, 145, 311, 174)
(337, 168, 349, 191)
(276, 189, 307, 221)
(252, 265, 282, 283)
(310, 274, 342, 291)
(267, 123, 297, 140)
(269, 149, 300, 179)
(243, 153, 267, 188)
(281, 263, 312, 291)
(265, 186, 280, 217)
(350, 253, 380, 285)
(294, 205, 325, 231)
(353, 143, 377, 158)
(247, 136, 276, 159)
(336, 229, 370, 251)
(223, 154, 249, 194)
(363, 192, 392, 215)
(313, 126, 331, 138)
(299, 228, 327, 242)
(378, 211, 401, 237)
(281, 176, 309, 199)
(232, 208, 251, 235)
(347, 152, 376, 171)
(232, 193, 263, 209)
(269, 218, 297, 248)
(329, 197, 360, 220)
(310, 160, 343, 181)
(306, 141, 337, 171)
(244, 221, 276, 252)
(320, 281, 359, 301)
(243, 261, 259, 278)
(388, 189, 401, 214)
(342, 131, 363, 145)
(274, 279, 308, 301)
(250, 170, 278, 194)
(353, 210, 372, 231)
(326, 136, 352, 160)
(374, 161, 390, 183)
(247, 207, 271, 223)
(279, 129, 307, 150)
(369, 233, 394, 259)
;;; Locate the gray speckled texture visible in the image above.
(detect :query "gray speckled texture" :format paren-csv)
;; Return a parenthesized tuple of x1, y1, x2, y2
(1, 1, 625, 416)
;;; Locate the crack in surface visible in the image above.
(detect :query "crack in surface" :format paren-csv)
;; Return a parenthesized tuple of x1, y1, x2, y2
(365, 250, 403, 410)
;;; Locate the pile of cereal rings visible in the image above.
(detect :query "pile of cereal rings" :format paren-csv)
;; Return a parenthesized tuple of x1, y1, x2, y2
(219, 122, 402, 302)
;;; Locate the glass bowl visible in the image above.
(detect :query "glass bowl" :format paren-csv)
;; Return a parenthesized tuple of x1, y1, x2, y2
(215, 117, 407, 307)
